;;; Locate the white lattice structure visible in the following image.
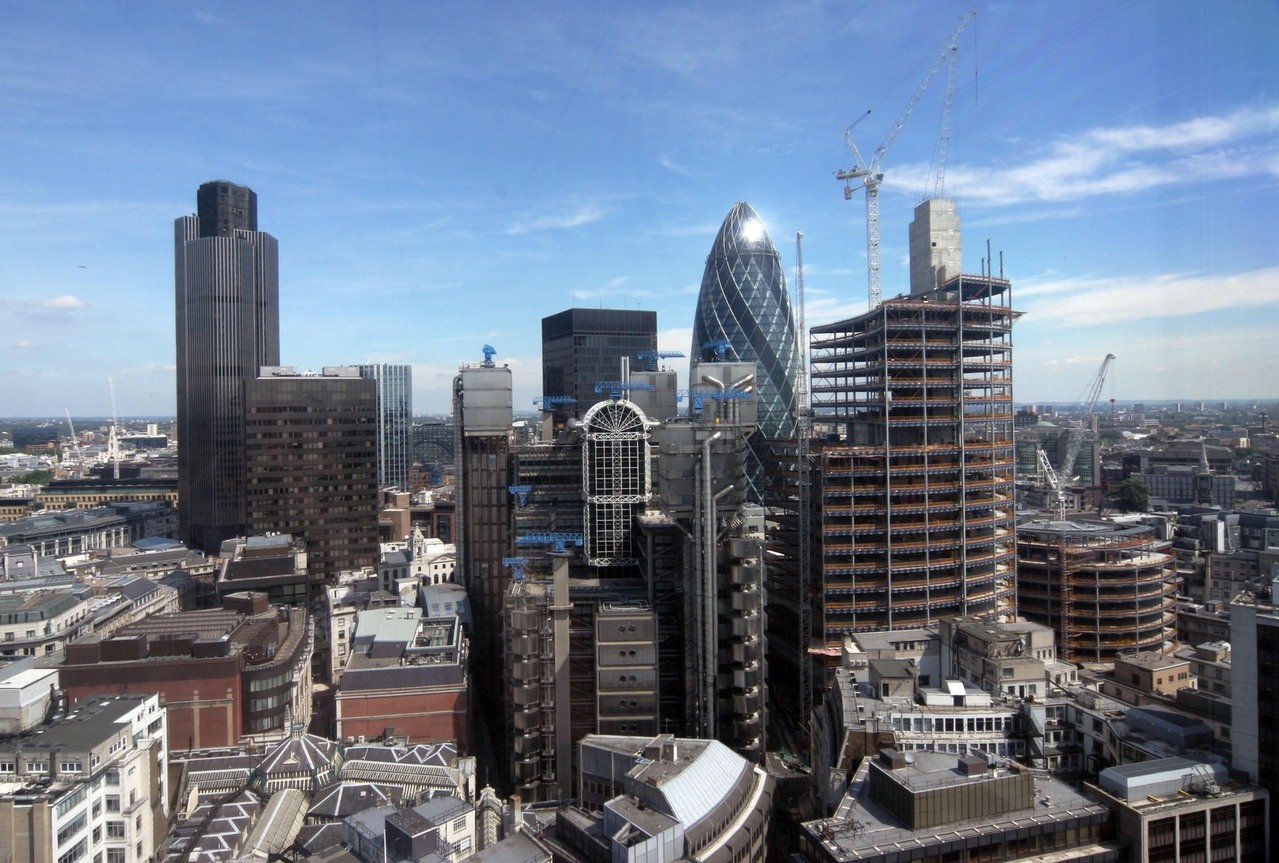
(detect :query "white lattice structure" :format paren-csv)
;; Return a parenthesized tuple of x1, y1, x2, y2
(581, 400, 652, 567)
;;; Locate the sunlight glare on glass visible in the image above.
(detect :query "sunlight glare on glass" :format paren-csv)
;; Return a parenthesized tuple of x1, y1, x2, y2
(739, 218, 765, 244)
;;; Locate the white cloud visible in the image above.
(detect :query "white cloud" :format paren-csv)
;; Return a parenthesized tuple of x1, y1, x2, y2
(1018, 265, 1279, 327)
(40, 294, 85, 309)
(895, 105, 1279, 207)
(658, 155, 698, 178)
(505, 204, 607, 235)
(15, 340, 34, 349)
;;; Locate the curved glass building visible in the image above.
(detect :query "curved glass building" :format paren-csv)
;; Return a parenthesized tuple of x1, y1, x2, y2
(691, 202, 800, 501)
(691, 202, 799, 441)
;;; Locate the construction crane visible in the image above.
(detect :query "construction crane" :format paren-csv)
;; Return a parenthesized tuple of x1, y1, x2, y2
(1037, 447, 1067, 523)
(836, 9, 976, 309)
(515, 532, 584, 555)
(508, 485, 532, 507)
(795, 231, 815, 753)
(701, 339, 732, 362)
(635, 350, 684, 371)
(107, 377, 121, 480)
(1060, 353, 1116, 479)
(533, 395, 576, 409)
(64, 410, 85, 477)
(593, 380, 655, 399)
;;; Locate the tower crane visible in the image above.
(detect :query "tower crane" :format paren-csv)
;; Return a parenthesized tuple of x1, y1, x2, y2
(635, 350, 685, 371)
(107, 377, 121, 480)
(795, 231, 815, 753)
(1060, 353, 1116, 479)
(836, 9, 976, 309)
(64, 410, 85, 477)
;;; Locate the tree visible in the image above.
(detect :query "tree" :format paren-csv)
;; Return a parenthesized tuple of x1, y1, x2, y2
(1116, 478, 1150, 513)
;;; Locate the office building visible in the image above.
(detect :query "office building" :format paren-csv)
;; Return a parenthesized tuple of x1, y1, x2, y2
(452, 349, 514, 708)
(60, 598, 313, 751)
(175, 180, 280, 554)
(244, 366, 380, 586)
(358, 364, 414, 494)
(334, 607, 469, 748)
(690, 202, 800, 500)
(0, 694, 169, 863)
(801, 750, 1119, 863)
(1231, 588, 1279, 840)
(541, 308, 657, 426)
(1016, 518, 1178, 662)
(555, 733, 774, 863)
(1091, 757, 1268, 862)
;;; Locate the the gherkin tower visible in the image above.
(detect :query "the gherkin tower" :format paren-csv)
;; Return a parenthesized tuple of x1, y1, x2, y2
(691, 202, 800, 497)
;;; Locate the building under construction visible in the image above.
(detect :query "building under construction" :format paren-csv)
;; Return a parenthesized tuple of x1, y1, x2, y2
(1016, 518, 1178, 662)
(804, 268, 1020, 639)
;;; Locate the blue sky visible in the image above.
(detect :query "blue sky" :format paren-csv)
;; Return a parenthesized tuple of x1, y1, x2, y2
(2, 1, 1276, 417)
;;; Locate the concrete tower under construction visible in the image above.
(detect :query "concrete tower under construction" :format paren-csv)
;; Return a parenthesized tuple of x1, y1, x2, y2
(775, 200, 1019, 704)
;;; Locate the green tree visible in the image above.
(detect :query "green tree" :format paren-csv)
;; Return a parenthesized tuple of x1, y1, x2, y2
(1116, 478, 1150, 512)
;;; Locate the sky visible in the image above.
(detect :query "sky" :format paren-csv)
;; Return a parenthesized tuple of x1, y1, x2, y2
(2, 0, 1277, 418)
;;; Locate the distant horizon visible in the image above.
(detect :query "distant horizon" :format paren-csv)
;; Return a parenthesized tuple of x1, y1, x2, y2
(4, 396, 1278, 425)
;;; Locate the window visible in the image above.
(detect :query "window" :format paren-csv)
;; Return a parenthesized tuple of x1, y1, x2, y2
(105, 796, 120, 813)
(106, 850, 125, 863)
(60, 761, 83, 774)
(107, 822, 126, 839)
(451, 816, 466, 831)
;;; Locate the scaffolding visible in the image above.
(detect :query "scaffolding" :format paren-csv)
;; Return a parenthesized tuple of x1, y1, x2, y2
(806, 274, 1020, 639)
(1016, 519, 1178, 662)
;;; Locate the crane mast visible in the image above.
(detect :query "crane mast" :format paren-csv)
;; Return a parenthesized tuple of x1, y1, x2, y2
(108, 377, 121, 480)
(64, 410, 85, 478)
(1060, 353, 1116, 479)
(794, 232, 814, 752)
(837, 10, 975, 309)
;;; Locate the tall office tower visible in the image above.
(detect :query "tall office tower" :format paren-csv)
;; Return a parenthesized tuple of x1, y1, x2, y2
(541, 308, 657, 426)
(175, 180, 280, 553)
(690, 202, 800, 500)
(357, 364, 414, 494)
(1231, 587, 1279, 840)
(452, 350, 514, 704)
(642, 363, 765, 760)
(771, 206, 1018, 730)
(244, 366, 380, 587)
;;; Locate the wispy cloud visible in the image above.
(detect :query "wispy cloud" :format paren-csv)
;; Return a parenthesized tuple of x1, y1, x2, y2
(41, 294, 85, 309)
(505, 204, 607, 235)
(1019, 265, 1279, 327)
(658, 155, 698, 178)
(897, 105, 1279, 207)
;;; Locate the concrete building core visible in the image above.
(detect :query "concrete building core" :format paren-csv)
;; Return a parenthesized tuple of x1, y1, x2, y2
(908, 198, 962, 295)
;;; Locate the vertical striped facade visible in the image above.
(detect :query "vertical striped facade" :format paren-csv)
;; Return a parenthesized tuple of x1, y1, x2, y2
(358, 363, 414, 494)
(174, 181, 279, 553)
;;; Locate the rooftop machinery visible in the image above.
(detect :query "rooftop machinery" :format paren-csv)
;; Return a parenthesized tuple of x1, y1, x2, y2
(836, 10, 975, 309)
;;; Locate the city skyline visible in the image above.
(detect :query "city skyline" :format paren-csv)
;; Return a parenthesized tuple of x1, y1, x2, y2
(2, 1, 1277, 417)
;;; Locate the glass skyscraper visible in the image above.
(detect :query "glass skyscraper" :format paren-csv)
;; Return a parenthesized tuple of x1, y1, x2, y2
(358, 363, 413, 493)
(690, 202, 800, 498)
